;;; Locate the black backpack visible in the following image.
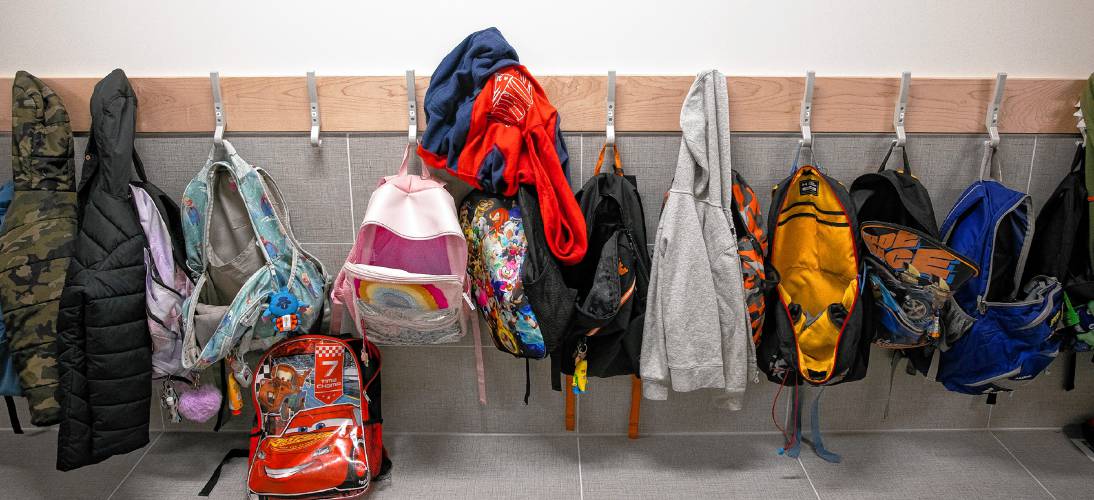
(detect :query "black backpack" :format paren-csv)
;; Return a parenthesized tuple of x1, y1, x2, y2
(553, 146, 650, 392)
(850, 143, 978, 374)
(1022, 145, 1094, 389)
(850, 144, 938, 236)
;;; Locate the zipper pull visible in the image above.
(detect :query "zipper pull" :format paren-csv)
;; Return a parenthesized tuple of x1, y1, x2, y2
(572, 339, 589, 395)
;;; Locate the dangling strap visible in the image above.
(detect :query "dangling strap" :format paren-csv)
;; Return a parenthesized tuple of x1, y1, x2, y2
(925, 346, 942, 382)
(4, 396, 22, 434)
(781, 383, 803, 458)
(882, 351, 901, 420)
(523, 359, 531, 405)
(809, 387, 842, 463)
(627, 376, 642, 439)
(1067, 347, 1076, 391)
(198, 448, 249, 496)
(212, 360, 230, 432)
(467, 301, 487, 405)
(564, 375, 576, 431)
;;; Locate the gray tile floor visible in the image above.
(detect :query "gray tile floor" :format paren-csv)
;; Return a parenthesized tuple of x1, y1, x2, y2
(2, 428, 1092, 499)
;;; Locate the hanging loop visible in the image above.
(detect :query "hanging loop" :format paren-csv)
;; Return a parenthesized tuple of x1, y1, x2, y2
(210, 72, 226, 146)
(1076, 100, 1087, 148)
(985, 73, 1007, 149)
(893, 71, 911, 148)
(605, 70, 617, 148)
(307, 71, 321, 147)
(799, 71, 815, 148)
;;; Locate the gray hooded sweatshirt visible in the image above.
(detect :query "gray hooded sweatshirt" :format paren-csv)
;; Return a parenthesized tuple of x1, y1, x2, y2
(640, 70, 753, 410)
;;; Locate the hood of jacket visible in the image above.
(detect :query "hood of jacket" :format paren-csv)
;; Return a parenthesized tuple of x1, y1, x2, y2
(675, 69, 732, 210)
(418, 27, 519, 175)
(11, 71, 76, 192)
(84, 68, 139, 197)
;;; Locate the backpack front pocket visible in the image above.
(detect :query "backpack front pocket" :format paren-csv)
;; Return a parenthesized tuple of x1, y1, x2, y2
(342, 263, 464, 344)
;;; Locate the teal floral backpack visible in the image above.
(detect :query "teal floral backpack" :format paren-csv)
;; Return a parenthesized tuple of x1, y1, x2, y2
(179, 140, 327, 376)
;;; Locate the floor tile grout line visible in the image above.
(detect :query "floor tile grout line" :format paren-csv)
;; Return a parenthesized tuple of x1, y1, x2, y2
(107, 430, 165, 500)
(989, 430, 1057, 500)
(796, 456, 822, 500)
(576, 434, 585, 500)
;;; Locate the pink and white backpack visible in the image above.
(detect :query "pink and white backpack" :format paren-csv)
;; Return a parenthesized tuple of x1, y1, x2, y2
(331, 147, 485, 401)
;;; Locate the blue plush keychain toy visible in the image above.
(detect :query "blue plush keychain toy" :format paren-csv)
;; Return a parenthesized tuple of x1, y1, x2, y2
(264, 288, 301, 333)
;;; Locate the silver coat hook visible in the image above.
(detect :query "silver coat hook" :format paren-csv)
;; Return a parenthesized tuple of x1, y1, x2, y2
(985, 72, 1007, 149)
(799, 71, 815, 148)
(893, 72, 911, 148)
(307, 71, 321, 147)
(606, 70, 616, 148)
(406, 70, 418, 148)
(210, 72, 225, 146)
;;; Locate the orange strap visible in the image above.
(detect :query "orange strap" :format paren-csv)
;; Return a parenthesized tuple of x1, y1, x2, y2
(564, 375, 576, 431)
(628, 375, 642, 439)
(594, 144, 624, 176)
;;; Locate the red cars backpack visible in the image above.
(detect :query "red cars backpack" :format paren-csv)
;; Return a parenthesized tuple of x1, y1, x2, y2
(247, 335, 390, 499)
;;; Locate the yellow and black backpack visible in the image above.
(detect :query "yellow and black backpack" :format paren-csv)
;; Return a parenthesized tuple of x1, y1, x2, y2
(757, 162, 871, 463)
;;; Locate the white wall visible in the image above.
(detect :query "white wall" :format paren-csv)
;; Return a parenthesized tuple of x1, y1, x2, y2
(1, 0, 1091, 78)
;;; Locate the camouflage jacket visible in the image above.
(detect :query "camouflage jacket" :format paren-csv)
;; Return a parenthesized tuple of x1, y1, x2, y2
(0, 72, 77, 426)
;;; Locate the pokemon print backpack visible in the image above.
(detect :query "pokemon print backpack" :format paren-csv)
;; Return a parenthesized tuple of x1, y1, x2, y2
(248, 334, 390, 499)
(180, 140, 328, 379)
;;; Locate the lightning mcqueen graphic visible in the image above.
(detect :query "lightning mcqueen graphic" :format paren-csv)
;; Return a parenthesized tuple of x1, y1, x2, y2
(248, 404, 369, 498)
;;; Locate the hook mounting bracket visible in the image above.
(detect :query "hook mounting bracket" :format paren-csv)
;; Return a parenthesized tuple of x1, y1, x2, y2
(893, 71, 910, 148)
(985, 73, 1007, 149)
(211, 72, 225, 146)
(800, 71, 815, 148)
(307, 71, 321, 147)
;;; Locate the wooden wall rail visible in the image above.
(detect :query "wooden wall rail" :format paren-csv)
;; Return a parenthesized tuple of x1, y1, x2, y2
(0, 75, 1083, 134)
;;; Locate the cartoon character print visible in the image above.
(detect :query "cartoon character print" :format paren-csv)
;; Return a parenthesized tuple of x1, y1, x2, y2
(259, 193, 275, 218)
(261, 236, 279, 259)
(300, 271, 323, 298)
(256, 363, 311, 414)
(461, 197, 546, 355)
(182, 196, 200, 225)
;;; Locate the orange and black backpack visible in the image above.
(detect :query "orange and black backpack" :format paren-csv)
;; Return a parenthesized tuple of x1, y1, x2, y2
(757, 160, 871, 464)
(728, 170, 773, 343)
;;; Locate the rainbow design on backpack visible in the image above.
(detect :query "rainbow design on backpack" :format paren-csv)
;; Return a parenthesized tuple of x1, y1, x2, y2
(354, 279, 449, 310)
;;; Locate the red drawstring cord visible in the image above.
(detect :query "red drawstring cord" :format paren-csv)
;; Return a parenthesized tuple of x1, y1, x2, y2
(771, 370, 799, 452)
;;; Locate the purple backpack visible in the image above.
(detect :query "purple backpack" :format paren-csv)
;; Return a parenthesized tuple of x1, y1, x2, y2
(130, 182, 194, 382)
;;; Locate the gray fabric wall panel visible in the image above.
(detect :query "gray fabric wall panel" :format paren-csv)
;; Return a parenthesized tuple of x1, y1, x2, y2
(1, 132, 1089, 436)
(379, 345, 570, 433)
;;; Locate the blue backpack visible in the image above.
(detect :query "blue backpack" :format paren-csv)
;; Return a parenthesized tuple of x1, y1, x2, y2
(0, 180, 22, 432)
(0, 181, 19, 398)
(937, 149, 1063, 395)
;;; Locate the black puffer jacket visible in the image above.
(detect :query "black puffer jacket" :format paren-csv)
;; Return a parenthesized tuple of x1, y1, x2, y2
(56, 69, 152, 471)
